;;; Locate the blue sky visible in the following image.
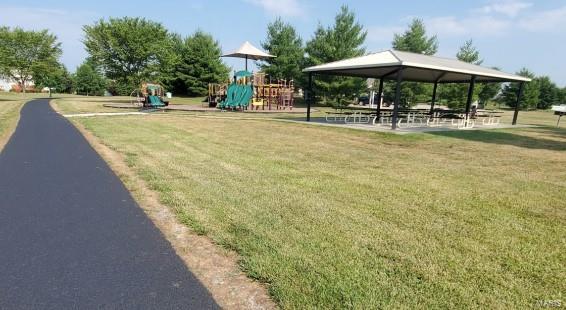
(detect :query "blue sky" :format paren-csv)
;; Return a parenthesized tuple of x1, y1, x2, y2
(1, 0, 565, 86)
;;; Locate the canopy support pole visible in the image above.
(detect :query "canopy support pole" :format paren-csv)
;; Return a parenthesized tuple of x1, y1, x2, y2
(375, 78, 384, 121)
(392, 68, 404, 130)
(429, 80, 438, 115)
(512, 82, 524, 125)
(245, 55, 248, 71)
(465, 75, 476, 120)
(307, 73, 313, 122)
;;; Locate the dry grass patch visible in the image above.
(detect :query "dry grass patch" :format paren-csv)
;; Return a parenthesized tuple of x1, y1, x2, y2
(0, 100, 25, 150)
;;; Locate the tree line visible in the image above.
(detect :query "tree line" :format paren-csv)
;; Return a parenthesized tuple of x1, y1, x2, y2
(1, 6, 565, 110)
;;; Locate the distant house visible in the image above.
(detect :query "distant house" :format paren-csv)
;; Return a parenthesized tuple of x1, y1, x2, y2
(0, 78, 12, 92)
(0, 77, 36, 92)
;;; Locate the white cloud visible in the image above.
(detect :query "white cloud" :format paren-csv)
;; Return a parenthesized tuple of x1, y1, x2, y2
(475, 0, 532, 17)
(518, 6, 566, 31)
(0, 6, 99, 72)
(426, 15, 511, 37)
(244, 0, 304, 17)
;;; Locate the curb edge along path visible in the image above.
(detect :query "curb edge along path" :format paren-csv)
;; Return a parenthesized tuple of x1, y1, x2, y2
(0, 99, 219, 309)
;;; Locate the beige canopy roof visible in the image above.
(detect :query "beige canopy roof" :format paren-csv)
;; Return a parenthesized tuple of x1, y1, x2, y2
(304, 50, 530, 83)
(222, 41, 275, 60)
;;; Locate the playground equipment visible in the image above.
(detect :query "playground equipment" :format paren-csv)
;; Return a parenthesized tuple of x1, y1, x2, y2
(210, 72, 294, 111)
(217, 71, 254, 110)
(207, 83, 227, 108)
(250, 73, 294, 110)
(130, 83, 169, 108)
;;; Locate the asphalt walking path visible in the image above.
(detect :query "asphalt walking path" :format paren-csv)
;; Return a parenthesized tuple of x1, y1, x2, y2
(0, 99, 218, 309)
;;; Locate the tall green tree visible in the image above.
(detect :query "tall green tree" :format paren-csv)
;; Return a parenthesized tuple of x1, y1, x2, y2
(560, 87, 566, 104)
(260, 18, 304, 84)
(456, 39, 482, 65)
(392, 18, 438, 55)
(83, 17, 177, 95)
(501, 68, 539, 110)
(0, 27, 62, 93)
(535, 76, 560, 109)
(34, 63, 74, 94)
(442, 39, 486, 109)
(478, 80, 502, 107)
(172, 30, 229, 96)
(73, 61, 107, 96)
(390, 18, 439, 106)
(305, 5, 367, 107)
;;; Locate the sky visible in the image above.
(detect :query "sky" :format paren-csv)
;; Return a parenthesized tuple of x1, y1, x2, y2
(1, 0, 565, 86)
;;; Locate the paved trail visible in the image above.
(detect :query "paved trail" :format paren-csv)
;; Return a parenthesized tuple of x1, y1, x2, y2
(0, 99, 218, 309)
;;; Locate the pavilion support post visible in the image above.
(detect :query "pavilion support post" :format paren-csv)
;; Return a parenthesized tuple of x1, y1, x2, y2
(245, 55, 248, 71)
(512, 82, 525, 125)
(376, 78, 384, 121)
(392, 68, 404, 130)
(429, 81, 438, 115)
(465, 75, 477, 119)
(307, 73, 313, 122)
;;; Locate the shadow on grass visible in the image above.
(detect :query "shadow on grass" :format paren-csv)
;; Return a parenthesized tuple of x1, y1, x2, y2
(427, 128, 566, 151)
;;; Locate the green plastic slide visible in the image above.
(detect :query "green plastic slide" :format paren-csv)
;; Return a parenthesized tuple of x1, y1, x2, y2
(219, 83, 252, 109)
(236, 85, 253, 109)
(218, 83, 238, 109)
(148, 95, 165, 107)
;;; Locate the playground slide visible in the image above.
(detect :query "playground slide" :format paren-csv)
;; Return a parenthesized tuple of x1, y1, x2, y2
(236, 85, 253, 109)
(218, 83, 238, 109)
(148, 95, 166, 107)
(219, 84, 252, 109)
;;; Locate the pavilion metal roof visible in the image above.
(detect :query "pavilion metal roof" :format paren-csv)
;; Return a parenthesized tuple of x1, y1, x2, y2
(303, 50, 531, 83)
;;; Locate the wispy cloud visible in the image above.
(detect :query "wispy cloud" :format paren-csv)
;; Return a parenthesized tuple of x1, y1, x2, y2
(474, 0, 532, 17)
(518, 5, 566, 31)
(426, 15, 511, 37)
(368, 0, 564, 43)
(244, 0, 304, 17)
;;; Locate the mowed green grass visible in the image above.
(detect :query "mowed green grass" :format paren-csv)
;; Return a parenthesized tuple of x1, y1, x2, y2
(70, 107, 566, 308)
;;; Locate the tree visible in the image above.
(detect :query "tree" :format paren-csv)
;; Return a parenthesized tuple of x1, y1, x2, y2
(0, 27, 62, 93)
(34, 63, 74, 94)
(535, 76, 560, 109)
(391, 18, 439, 106)
(73, 61, 107, 96)
(392, 18, 438, 55)
(173, 31, 229, 96)
(305, 5, 367, 106)
(456, 39, 482, 65)
(260, 18, 304, 84)
(478, 80, 502, 107)
(83, 17, 177, 95)
(560, 87, 566, 104)
(501, 68, 539, 110)
(442, 39, 485, 109)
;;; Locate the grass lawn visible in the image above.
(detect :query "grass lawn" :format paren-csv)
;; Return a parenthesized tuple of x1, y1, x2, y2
(0, 96, 26, 148)
(60, 97, 566, 309)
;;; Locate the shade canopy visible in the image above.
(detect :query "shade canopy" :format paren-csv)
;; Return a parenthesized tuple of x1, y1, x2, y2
(222, 41, 275, 60)
(303, 50, 531, 83)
